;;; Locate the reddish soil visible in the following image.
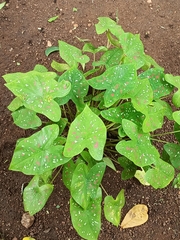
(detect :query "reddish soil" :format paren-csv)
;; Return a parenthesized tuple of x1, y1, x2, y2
(0, 0, 180, 240)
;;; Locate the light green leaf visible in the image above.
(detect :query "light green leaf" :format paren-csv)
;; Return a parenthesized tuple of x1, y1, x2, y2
(9, 124, 71, 175)
(23, 175, 53, 215)
(59, 40, 90, 68)
(12, 108, 42, 129)
(3, 71, 71, 122)
(116, 120, 159, 167)
(83, 43, 107, 54)
(88, 64, 138, 107)
(173, 111, 180, 125)
(104, 189, 125, 226)
(103, 157, 116, 171)
(48, 15, 59, 23)
(34, 64, 48, 72)
(57, 68, 89, 111)
(134, 169, 150, 186)
(0, 2, 6, 10)
(51, 60, 70, 72)
(70, 188, 102, 240)
(64, 105, 107, 160)
(8, 97, 23, 111)
(71, 162, 106, 209)
(164, 143, 180, 170)
(165, 74, 180, 107)
(145, 159, 174, 189)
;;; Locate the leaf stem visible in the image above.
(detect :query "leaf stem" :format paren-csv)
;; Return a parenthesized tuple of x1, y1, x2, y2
(100, 184, 108, 196)
(151, 130, 180, 137)
(51, 166, 63, 183)
(150, 138, 169, 144)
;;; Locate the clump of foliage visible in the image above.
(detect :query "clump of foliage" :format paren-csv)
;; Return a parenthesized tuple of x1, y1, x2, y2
(3, 17, 180, 239)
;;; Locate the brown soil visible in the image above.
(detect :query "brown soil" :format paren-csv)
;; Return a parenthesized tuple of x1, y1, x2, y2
(0, 0, 180, 240)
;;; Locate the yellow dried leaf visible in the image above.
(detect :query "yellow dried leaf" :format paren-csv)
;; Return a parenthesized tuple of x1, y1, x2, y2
(120, 204, 148, 229)
(22, 237, 36, 240)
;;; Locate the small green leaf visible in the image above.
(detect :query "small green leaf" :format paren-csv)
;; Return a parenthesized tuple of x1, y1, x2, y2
(118, 157, 137, 180)
(9, 124, 71, 175)
(83, 43, 107, 54)
(100, 48, 123, 68)
(51, 60, 70, 72)
(70, 188, 102, 240)
(34, 64, 48, 72)
(64, 105, 107, 160)
(73, 7, 78, 12)
(165, 74, 180, 107)
(0, 2, 6, 10)
(173, 111, 180, 125)
(12, 108, 42, 129)
(48, 15, 59, 23)
(23, 175, 53, 215)
(164, 143, 180, 170)
(71, 162, 106, 209)
(145, 159, 174, 189)
(134, 169, 150, 186)
(8, 97, 23, 111)
(103, 157, 116, 171)
(104, 189, 125, 226)
(172, 173, 180, 188)
(45, 46, 59, 56)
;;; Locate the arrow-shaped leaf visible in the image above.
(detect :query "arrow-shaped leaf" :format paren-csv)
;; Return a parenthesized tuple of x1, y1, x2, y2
(9, 124, 70, 175)
(64, 105, 107, 160)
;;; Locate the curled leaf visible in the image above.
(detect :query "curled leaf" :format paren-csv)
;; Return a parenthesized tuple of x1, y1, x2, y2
(121, 204, 148, 229)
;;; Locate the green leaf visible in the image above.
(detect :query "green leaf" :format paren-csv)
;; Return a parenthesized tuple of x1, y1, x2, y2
(138, 68, 173, 100)
(34, 64, 48, 72)
(172, 173, 180, 188)
(23, 175, 53, 215)
(99, 48, 123, 68)
(95, 17, 118, 34)
(165, 74, 180, 107)
(119, 32, 146, 69)
(59, 40, 90, 68)
(9, 124, 71, 175)
(104, 189, 125, 226)
(7, 97, 23, 111)
(134, 169, 150, 186)
(70, 188, 102, 240)
(3, 71, 71, 122)
(62, 158, 84, 190)
(164, 143, 180, 170)
(12, 108, 42, 129)
(88, 64, 138, 108)
(51, 60, 70, 72)
(118, 157, 137, 180)
(57, 68, 89, 111)
(0, 2, 6, 10)
(103, 157, 116, 171)
(145, 159, 174, 189)
(83, 43, 107, 54)
(71, 162, 106, 209)
(64, 105, 107, 160)
(45, 46, 59, 56)
(116, 120, 159, 167)
(174, 122, 180, 143)
(48, 15, 59, 22)
(101, 102, 144, 125)
(173, 111, 180, 125)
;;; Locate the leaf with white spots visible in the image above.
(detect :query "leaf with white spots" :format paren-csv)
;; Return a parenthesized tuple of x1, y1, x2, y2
(138, 68, 173, 100)
(64, 105, 107, 160)
(165, 74, 180, 107)
(9, 124, 71, 175)
(70, 187, 102, 240)
(116, 120, 159, 167)
(145, 158, 174, 189)
(101, 102, 144, 126)
(57, 68, 89, 111)
(164, 143, 180, 170)
(71, 162, 106, 209)
(3, 71, 71, 122)
(62, 157, 84, 190)
(59, 40, 90, 68)
(104, 189, 125, 226)
(88, 64, 138, 108)
(12, 108, 42, 129)
(23, 175, 53, 215)
(99, 48, 123, 69)
(173, 111, 180, 125)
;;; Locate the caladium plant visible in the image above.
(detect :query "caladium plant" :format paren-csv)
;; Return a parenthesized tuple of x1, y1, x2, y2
(3, 17, 180, 239)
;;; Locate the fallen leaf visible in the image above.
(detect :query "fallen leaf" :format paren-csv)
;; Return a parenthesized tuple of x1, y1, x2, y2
(120, 204, 148, 229)
(21, 212, 35, 229)
(22, 237, 36, 240)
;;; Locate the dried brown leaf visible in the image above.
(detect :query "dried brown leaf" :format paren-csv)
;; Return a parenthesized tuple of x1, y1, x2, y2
(120, 204, 148, 229)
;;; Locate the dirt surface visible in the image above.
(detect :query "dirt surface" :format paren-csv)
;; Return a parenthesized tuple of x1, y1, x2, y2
(0, 0, 180, 239)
